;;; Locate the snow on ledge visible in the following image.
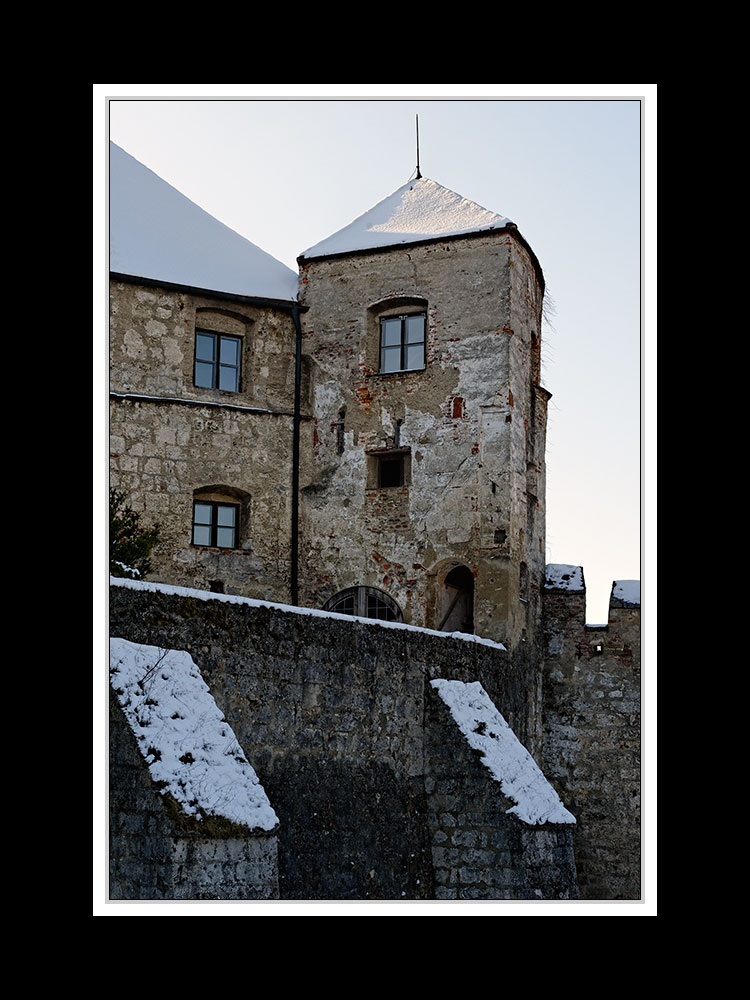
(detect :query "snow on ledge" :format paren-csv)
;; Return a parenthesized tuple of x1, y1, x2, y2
(612, 579, 640, 607)
(110, 577, 507, 651)
(110, 637, 278, 832)
(544, 564, 585, 592)
(430, 679, 575, 826)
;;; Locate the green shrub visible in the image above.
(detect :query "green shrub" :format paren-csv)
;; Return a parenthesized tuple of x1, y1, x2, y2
(110, 489, 161, 579)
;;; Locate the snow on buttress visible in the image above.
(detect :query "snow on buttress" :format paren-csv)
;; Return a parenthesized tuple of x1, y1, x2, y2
(110, 637, 278, 831)
(431, 679, 575, 825)
(109, 142, 298, 303)
(301, 176, 513, 259)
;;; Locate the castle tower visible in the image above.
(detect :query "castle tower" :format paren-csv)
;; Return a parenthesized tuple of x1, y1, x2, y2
(297, 177, 550, 652)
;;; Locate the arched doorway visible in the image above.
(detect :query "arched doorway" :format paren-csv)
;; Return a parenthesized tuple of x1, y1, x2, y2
(436, 564, 475, 634)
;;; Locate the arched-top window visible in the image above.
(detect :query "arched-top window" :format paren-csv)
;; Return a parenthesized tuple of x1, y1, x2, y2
(323, 586, 403, 622)
(192, 485, 250, 551)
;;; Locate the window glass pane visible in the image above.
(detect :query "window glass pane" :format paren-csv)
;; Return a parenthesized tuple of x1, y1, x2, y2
(193, 503, 214, 525)
(193, 524, 211, 546)
(220, 337, 240, 364)
(196, 333, 216, 361)
(216, 526, 235, 548)
(405, 344, 424, 370)
(381, 318, 402, 347)
(381, 346, 401, 373)
(331, 595, 355, 615)
(406, 315, 425, 343)
(195, 360, 215, 387)
(216, 505, 236, 526)
(219, 365, 239, 391)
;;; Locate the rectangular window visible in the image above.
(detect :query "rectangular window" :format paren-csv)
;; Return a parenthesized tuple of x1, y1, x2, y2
(379, 314, 425, 373)
(192, 501, 239, 549)
(367, 449, 411, 489)
(194, 330, 241, 392)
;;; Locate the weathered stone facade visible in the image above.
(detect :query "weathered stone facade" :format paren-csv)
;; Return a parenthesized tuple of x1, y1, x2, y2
(296, 229, 548, 654)
(109, 279, 301, 602)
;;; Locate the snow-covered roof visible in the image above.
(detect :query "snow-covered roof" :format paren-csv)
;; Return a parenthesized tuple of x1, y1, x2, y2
(300, 176, 514, 260)
(611, 579, 640, 607)
(544, 564, 585, 592)
(110, 637, 278, 831)
(109, 142, 298, 303)
(431, 680, 575, 825)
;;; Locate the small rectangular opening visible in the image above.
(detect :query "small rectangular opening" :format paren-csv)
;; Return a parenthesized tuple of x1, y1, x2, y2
(367, 449, 411, 490)
(378, 456, 403, 488)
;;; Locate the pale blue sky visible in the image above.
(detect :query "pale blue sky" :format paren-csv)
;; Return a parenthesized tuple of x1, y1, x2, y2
(100, 85, 651, 623)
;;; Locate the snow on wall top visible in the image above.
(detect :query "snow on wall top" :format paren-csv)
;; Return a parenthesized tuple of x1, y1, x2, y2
(301, 176, 513, 260)
(431, 680, 575, 825)
(110, 576, 507, 651)
(612, 580, 640, 606)
(110, 637, 278, 831)
(109, 142, 298, 303)
(544, 564, 585, 592)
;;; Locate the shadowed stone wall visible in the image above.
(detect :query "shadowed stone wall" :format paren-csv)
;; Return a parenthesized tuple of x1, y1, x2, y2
(542, 575, 641, 899)
(110, 580, 576, 901)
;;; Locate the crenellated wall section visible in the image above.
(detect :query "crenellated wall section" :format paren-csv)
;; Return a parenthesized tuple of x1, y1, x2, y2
(541, 565, 641, 899)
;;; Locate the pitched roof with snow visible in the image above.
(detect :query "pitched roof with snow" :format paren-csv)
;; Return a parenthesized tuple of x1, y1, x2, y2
(300, 176, 514, 260)
(109, 142, 298, 303)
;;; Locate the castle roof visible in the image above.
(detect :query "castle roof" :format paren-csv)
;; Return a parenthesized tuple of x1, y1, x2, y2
(300, 176, 515, 261)
(109, 142, 299, 304)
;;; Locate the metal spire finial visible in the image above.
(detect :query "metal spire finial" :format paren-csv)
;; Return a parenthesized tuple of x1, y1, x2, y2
(415, 114, 422, 179)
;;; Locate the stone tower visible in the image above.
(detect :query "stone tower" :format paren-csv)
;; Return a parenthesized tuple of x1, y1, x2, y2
(296, 177, 550, 653)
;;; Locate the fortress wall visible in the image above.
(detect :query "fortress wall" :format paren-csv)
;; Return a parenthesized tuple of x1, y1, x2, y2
(541, 568, 641, 899)
(109, 580, 576, 901)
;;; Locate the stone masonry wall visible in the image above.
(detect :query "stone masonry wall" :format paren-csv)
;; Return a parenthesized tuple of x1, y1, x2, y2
(296, 231, 547, 654)
(424, 688, 578, 900)
(110, 580, 571, 900)
(109, 688, 279, 900)
(542, 577, 641, 899)
(109, 278, 301, 602)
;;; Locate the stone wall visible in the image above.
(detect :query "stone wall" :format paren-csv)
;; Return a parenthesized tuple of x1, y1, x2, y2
(110, 579, 576, 901)
(109, 688, 279, 900)
(109, 278, 301, 602)
(541, 571, 641, 899)
(424, 688, 578, 900)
